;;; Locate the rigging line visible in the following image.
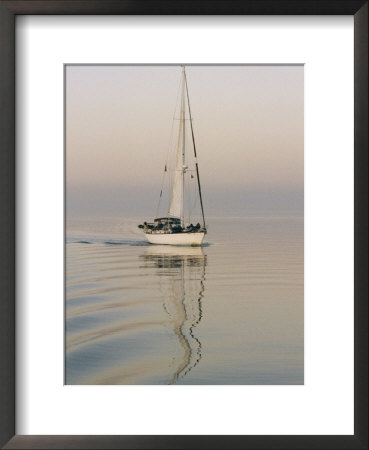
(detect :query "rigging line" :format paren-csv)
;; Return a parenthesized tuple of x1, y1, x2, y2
(155, 122, 174, 218)
(184, 70, 206, 229)
(155, 75, 182, 218)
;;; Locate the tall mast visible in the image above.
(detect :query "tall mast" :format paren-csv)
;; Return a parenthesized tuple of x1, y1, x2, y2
(181, 66, 186, 227)
(167, 67, 186, 221)
(184, 69, 206, 229)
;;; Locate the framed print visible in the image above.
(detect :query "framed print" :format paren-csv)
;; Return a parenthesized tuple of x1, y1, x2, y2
(0, 1, 367, 449)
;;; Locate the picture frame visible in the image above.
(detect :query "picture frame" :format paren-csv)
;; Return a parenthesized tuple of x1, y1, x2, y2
(0, 1, 367, 448)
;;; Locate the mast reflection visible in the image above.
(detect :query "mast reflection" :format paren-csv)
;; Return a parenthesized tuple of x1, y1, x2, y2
(140, 245, 207, 384)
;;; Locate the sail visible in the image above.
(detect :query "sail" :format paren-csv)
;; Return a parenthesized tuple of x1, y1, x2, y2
(168, 127, 184, 219)
(168, 67, 185, 220)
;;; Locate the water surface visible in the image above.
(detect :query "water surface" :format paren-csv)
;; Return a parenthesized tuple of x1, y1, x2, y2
(66, 216, 303, 384)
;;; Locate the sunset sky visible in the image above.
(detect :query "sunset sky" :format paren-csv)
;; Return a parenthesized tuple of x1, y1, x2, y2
(66, 65, 303, 217)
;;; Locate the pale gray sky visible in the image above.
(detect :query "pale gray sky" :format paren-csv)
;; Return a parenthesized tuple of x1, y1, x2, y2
(66, 65, 303, 217)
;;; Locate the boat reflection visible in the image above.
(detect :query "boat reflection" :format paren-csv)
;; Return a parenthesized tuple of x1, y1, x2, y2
(140, 245, 207, 384)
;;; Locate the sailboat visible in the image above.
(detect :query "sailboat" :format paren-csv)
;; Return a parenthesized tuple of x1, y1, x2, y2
(138, 66, 207, 246)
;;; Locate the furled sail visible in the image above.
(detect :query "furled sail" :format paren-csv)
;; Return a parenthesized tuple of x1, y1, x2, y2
(168, 67, 186, 221)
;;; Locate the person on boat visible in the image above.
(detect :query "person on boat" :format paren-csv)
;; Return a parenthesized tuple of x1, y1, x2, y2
(171, 224, 183, 233)
(184, 223, 196, 232)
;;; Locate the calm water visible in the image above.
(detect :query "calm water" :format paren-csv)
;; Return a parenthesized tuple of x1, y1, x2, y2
(66, 216, 303, 385)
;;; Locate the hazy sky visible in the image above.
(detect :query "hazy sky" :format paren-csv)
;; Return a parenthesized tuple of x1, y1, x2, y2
(66, 65, 303, 217)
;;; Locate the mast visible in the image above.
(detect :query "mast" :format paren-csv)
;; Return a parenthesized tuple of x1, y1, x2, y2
(184, 69, 206, 229)
(168, 68, 185, 221)
(168, 66, 205, 230)
(181, 66, 186, 227)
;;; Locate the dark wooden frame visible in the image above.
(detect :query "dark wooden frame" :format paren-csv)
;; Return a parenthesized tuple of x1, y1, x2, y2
(0, 1, 367, 449)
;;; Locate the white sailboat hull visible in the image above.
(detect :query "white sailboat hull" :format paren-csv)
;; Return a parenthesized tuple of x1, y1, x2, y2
(145, 232, 205, 246)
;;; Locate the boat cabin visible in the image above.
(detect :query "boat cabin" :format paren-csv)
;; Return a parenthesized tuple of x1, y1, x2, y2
(154, 217, 181, 225)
